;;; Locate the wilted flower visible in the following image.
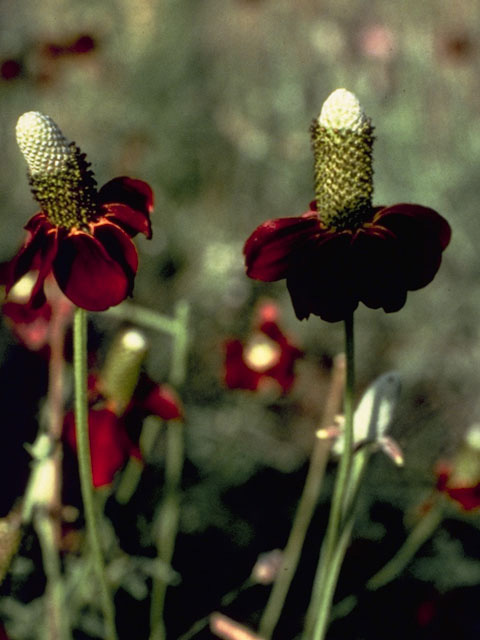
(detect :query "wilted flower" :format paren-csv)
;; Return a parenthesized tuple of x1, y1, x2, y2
(224, 301, 303, 393)
(244, 89, 451, 322)
(7, 112, 153, 312)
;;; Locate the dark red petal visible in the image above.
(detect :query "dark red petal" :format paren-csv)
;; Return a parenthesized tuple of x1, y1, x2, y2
(244, 213, 321, 281)
(7, 215, 59, 309)
(52, 224, 138, 311)
(446, 484, 480, 511)
(224, 340, 261, 390)
(266, 343, 303, 393)
(98, 177, 153, 239)
(2, 300, 52, 351)
(351, 228, 408, 313)
(286, 232, 358, 322)
(139, 383, 183, 420)
(64, 408, 140, 488)
(373, 204, 451, 290)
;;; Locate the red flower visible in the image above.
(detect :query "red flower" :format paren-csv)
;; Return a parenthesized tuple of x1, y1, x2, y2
(7, 175, 153, 312)
(224, 301, 303, 393)
(435, 462, 480, 511)
(1, 269, 73, 351)
(64, 374, 182, 488)
(9, 112, 153, 312)
(244, 202, 451, 322)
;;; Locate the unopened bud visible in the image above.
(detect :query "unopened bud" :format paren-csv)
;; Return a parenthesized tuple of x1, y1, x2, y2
(251, 549, 283, 585)
(100, 329, 148, 414)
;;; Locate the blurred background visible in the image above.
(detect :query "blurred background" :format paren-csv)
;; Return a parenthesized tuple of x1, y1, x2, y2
(0, 0, 479, 638)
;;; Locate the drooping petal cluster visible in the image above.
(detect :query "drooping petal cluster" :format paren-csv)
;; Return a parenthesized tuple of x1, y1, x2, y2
(7, 112, 153, 312)
(224, 301, 303, 393)
(245, 202, 451, 322)
(244, 89, 451, 322)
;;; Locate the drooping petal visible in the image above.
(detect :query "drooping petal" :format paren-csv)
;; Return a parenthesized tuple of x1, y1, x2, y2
(224, 340, 261, 390)
(373, 204, 451, 290)
(2, 300, 52, 351)
(52, 223, 138, 311)
(7, 214, 59, 309)
(266, 342, 303, 393)
(352, 226, 408, 313)
(132, 376, 183, 420)
(244, 213, 321, 281)
(98, 177, 153, 239)
(64, 408, 140, 488)
(286, 232, 358, 322)
(445, 484, 480, 511)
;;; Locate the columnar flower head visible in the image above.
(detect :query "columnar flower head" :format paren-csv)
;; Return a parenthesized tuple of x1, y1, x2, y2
(7, 112, 153, 311)
(244, 88, 451, 322)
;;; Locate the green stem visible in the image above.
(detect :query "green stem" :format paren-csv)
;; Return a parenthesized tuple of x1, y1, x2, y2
(73, 308, 117, 640)
(330, 498, 445, 622)
(258, 354, 346, 640)
(304, 313, 355, 639)
(149, 301, 190, 640)
(104, 301, 179, 335)
(366, 500, 444, 590)
(34, 511, 71, 640)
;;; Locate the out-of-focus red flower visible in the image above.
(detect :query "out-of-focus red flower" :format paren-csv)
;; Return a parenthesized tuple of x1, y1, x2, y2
(1, 269, 73, 352)
(8, 112, 153, 312)
(245, 202, 451, 322)
(435, 461, 480, 511)
(64, 373, 183, 488)
(358, 24, 396, 60)
(43, 34, 96, 58)
(224, 301, 303, 393)
(0, 58, 22, 80)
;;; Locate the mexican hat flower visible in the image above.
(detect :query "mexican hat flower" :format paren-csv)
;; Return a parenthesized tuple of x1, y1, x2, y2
(244, 89, 451, 322)
(224, 300, 303, 393)
(7, 112, 153, 312)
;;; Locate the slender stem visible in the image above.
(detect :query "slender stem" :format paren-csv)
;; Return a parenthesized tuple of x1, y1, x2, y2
(73, 308, 118, 640)
(366, 500, 444, 590)
(34, 511, 71, 640)
(104, 301, 179, 335)
(149, 421, 185, 640)
(330, 498, 445, 622)
(258, 354, 346, 640)
(304, 313, 355, 639)
(35, 300, 70, 640)
(149, 301, 190, 640)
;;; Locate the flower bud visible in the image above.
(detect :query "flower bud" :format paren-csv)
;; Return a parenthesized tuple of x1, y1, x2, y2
(100, 329, 149, 414)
